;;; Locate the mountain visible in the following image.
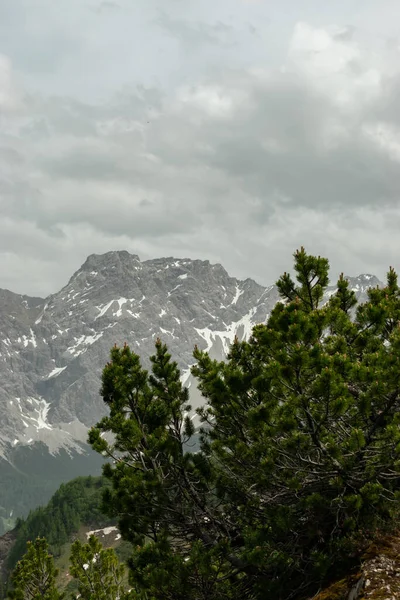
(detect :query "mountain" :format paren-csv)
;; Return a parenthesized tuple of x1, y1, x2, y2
(0, 250, 382, 528)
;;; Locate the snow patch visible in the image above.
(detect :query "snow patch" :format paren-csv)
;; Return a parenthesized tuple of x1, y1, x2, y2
(67, 332, 104, 357)
(18, 397, 53, 431)
(86, 526, 119, 539)
(195, 307, 257, 356)
(21, 329, 37, 348)
(168, 284, 182, 297)
(97, 297, 143, 319)
(48, 366, 67, 379)
(95, 299, 115, 320)
(178, 273, 188, 280)
(180, 366, 193, 387)
(160, 327, 178, 339)
(113, 297, 128, 317)
(231, 284, 244, 305)
(35, 303, 48, 325)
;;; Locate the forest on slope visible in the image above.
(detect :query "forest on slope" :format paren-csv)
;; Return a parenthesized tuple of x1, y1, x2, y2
(0, 446, 104, 536)
(0, 475, 119, 598)
(8, 476, 113, 567)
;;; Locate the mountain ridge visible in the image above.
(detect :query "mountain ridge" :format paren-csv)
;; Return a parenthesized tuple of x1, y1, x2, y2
(0, 250, 383, 526)
(0, 251, 277, 456)
(0, 250, 382, 454)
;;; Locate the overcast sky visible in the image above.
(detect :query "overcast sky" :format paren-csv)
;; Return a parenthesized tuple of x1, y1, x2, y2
(1, 0, 400, 296)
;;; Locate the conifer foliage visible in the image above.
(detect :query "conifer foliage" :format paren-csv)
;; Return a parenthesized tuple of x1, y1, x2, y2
(85, 249, 400, 597)
(7, 535, 131, 600)
(11, 248, 400, 600)
(88, 248, 400, 599)
(8, 538, 62, 600)
(69, 535, 129, 600)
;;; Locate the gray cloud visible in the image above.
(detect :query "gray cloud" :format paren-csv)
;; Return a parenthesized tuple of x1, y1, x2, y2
(94, 1, 122, 13)
(1, 3, 400, 296)
(154, 12, 235, 50)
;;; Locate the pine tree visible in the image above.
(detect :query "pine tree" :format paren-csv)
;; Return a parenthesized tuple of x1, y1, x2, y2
(89, 340, 244, 599)
(89, 249, 400, 600)
(69, 535, 130, 600)
(8, 537, 62, 600)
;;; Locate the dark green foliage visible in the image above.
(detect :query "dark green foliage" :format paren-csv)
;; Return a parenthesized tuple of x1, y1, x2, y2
(89, 248, 400, 599)
(7, 538, 63, 600)
(7, 535, 131, 600)
(7, 477, 112, 574)
(89, 341, 244, 599)
(276, 247, 329, 311)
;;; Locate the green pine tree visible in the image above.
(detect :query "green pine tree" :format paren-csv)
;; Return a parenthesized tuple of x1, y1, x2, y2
(69, 535, 130, 600)
(89, 248, 400, 600)
(89, 340, 244, 599)
(8, 537, 63, 600)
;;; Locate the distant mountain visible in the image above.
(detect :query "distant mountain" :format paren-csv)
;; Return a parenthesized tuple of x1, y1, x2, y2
(0, 250, 382, 527)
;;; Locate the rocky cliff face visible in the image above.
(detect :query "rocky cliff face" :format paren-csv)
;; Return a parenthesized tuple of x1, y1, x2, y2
(0, 250, 281, 456)
(0, 251, 382, 456)
(0, 250, 382, 523)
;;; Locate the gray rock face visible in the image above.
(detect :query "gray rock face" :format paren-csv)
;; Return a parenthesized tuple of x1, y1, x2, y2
(0, 251, 382, 458)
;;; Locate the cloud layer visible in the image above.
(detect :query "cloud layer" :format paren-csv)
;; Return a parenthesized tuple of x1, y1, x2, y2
(1, 2, 400, 295)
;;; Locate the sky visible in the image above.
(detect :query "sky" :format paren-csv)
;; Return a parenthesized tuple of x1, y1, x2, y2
(1, 0, 400, 296)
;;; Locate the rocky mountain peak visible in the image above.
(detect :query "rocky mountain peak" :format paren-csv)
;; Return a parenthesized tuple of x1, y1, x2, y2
(0, 256, 385, 527)
(0, 253, 273, 459)
(0, 260, 384, 460)
(67, 250, 142, 288)
(80, 250, 141, 271)
(344, 273, 382, 294)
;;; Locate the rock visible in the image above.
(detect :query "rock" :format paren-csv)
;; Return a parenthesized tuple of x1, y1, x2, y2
(312, 534, 400, 600)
